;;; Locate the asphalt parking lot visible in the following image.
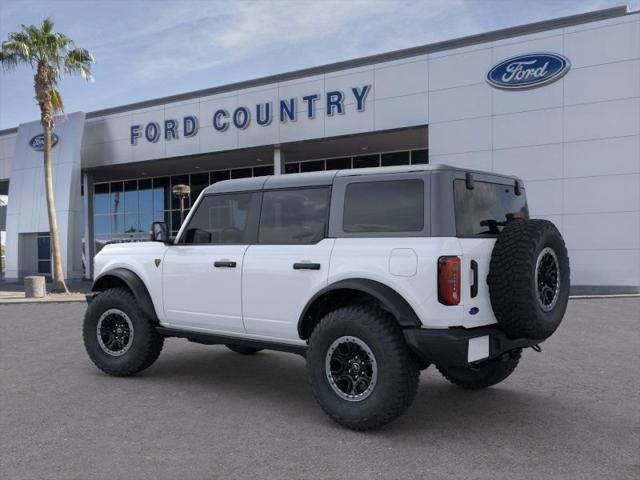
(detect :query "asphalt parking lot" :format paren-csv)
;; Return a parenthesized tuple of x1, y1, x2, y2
(1, 298, 638, 480)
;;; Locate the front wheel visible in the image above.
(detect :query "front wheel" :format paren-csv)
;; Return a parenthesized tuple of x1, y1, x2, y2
(436, 349, 521, 390)
(83, 288, 164, 377)
(306, 305, 419, 431)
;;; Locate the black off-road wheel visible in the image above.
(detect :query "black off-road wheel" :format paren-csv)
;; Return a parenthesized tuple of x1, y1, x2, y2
(307, 305, 419, 431)
(83, 288, 164, 377)
(225, 344, 263, 355)
(437, 349, 521, 390)
(488, 219, 570, 340)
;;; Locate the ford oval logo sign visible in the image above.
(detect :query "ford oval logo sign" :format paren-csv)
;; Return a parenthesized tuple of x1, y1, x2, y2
(487, 53, 570, 90)
(29, 133, 59, 151)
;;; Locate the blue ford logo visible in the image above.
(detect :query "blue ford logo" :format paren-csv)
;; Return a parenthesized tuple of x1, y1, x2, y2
(29, 133, 59, 151)
(487, 53, 570, 90)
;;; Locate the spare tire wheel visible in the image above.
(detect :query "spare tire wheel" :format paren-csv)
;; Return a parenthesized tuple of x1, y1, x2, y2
(488, 219, 570, 340)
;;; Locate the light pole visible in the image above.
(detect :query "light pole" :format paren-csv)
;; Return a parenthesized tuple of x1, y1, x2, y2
(172, 184, 191, 227)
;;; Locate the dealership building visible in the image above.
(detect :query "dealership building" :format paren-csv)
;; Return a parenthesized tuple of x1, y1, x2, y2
(0, 5, 638, 293)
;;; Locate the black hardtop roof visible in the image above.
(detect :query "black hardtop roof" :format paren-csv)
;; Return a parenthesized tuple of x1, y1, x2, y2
(203, 164, 522, 195)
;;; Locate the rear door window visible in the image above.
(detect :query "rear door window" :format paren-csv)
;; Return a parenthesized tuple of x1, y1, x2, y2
(258, 188, 330, 244)
(454, 180, 528, 236)
(343, 179, 424, 233)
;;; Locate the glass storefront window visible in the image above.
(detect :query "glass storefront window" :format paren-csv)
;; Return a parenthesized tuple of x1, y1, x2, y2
(285, 163, 300, 174)
(326, 157, 351, 170)
(94, 215, 111, 235)
(300, 160, 325, 172)
(153, 177, 170, 213)
(231, 168, 252, 179)
(124, 180, 138, 213)
(353, 154, 380, 169)
(411, 149, 428, 164)
(210, 170, 230, 184)
(110, 182, 123, 216)
(190, 172, 209, 202)
(138, 178, 153, 213)
(94, 183, 110, 214)
(381, 151, 410, 166)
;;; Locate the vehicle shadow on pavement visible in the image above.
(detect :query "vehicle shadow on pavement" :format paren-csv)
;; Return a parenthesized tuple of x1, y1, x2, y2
(127, 341, 565, 435)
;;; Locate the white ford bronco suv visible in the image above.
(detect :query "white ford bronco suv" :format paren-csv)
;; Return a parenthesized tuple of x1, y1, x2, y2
(84, 164, 570, 430)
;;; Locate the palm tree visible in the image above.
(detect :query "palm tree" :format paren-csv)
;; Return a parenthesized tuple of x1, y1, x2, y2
(0, 18, 94, 293)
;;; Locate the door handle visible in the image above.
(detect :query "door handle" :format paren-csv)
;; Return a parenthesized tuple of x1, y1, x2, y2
(214, 260, 236, 268)
(293, 262, 321, 270)
(470, 260, 478, 298)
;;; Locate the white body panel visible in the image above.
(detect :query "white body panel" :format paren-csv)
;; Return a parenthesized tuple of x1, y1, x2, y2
(162, 245, 248, 333)
(93, 242, 169, 321)
(242, 239, 335, 341)
(94, 234, 499, 343)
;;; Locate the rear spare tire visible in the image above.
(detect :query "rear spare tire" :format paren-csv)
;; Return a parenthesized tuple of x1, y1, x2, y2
(488, 219, 569, 340)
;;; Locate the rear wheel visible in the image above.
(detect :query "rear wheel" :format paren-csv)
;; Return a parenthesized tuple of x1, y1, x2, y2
(83, 288, 164, 377)
(307, 305, 419, 431)
(225, 344, 263, 355)
(437, 349, 521, 390)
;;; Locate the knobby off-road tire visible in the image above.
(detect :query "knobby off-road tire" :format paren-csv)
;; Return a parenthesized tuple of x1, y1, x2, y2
(307, 305, 420, 431)
(225, 344, 263, 355)
(83, 288, 164, 377)
(437, 349, 521, 390)
(488, 219, 570, 340)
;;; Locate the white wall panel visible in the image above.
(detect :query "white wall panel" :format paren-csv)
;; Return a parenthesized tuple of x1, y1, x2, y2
(375, 60, 427, 100)
(564, 60, 640, 106)
(428, 48, 491, 90)
(492, 34, 563, 63)
(325, 102, 374, 138)
(523, 179, 563, 215)
(493, 143, 563, 181)
(374, 93, 428, 131)
(428, 83, 491, 123)
(563, 212, 640, 250)
(429, 116, 491, 155)
(564, 98, 640, 142)
(164, 100, 200, 158)
(279, 112, 325, 144)
(103, 139, 132, 165)
(199, 124, 238, 153)
(569, 249, 640, 286)
(102, 113, 134, 143)
(324, 68, 374, 107)
(429, 150, 492, 171)
(564, 20, 640, 68)
(564, 135, 640, 178)
(563, 174, 640, 214)
(493, 108, 562, 149)
(238, 115, 280, 149)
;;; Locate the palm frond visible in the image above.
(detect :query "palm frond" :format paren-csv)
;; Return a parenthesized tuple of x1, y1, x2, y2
(50, 88, 64, 113)
(64, 47, 94, 81)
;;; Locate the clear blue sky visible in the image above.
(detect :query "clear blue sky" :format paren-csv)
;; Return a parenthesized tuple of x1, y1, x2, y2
(0, 0, 634, 130)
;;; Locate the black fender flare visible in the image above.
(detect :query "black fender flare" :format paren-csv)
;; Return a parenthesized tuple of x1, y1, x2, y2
(297, 278, 422, 338)
(91, 268, 158, 321)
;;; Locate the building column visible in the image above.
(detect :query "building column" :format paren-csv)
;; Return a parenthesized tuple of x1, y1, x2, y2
(82, 171, 94, 280)
(273, 146, 285, 175)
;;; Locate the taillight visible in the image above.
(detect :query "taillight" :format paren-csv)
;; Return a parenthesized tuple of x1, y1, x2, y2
(438, 256, 461, 305)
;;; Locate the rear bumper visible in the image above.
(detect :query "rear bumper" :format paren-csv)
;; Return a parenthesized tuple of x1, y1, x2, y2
(403, 325, 543, 367)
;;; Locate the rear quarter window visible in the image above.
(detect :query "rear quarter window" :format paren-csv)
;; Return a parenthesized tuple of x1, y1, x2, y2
(454, 179, 528, 236)
(343, 179, 424, 233)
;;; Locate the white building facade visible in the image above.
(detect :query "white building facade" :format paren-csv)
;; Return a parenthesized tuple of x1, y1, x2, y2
(0, 6, 638, 293)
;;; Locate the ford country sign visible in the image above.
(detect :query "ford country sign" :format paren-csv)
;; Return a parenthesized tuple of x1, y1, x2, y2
(29, 133, 59, 151)
(487, 53, 570, 90)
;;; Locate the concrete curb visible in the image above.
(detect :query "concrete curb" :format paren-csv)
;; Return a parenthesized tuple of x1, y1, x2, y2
(0, 295, 86, 305)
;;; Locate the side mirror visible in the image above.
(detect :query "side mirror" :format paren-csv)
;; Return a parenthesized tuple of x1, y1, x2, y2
(150, 221, 170, 243)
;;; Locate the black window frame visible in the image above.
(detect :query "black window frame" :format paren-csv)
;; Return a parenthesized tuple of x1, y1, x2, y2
(257, 186, 331, 245)
(177, 191, 261, 245)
